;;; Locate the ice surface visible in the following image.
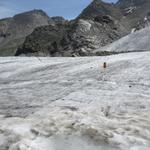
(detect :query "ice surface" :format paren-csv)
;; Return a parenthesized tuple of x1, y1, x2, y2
(0, 52, 150, 149)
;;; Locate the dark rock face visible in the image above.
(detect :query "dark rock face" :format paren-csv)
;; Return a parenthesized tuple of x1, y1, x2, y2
(15, 23, 69, 56)
(94, 15, 113, 24)
(0, 18, 12, 41)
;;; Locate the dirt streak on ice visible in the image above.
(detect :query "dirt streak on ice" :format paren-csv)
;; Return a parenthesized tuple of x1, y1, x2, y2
(0, 52, 150, 150)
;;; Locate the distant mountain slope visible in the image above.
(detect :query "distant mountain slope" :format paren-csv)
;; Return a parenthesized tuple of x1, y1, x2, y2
(0, 10, 66, 56)
(0, 10, 51, 56)
(95, 27, 150, 53)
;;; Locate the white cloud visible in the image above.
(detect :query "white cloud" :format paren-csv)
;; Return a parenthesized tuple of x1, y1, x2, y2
(0, 6, 16, 18)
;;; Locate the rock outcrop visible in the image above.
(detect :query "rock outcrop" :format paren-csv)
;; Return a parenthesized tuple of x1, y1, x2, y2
(15, 23, 69, 56)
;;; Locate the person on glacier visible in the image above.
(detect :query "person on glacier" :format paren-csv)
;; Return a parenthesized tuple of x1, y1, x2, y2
(103, 62, 107, 68)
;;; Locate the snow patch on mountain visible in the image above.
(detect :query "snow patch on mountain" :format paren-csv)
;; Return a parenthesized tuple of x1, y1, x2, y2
(96, 26, 150, 53)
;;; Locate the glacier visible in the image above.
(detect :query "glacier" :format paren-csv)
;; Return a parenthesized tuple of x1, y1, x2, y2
(0, 52, 150, 150)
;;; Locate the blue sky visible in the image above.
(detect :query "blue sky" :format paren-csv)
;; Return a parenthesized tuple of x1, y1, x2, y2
(0, 0, 117, 19)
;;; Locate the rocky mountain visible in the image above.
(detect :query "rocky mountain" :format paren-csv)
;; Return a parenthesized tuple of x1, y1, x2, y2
(0, 10, 66, 56)
(117, 0, 150, 30)
(1, 0, 150, 56)
(78, 0, 150, 35)
(16, 16, 126, 56)
(15, 0, 126, 56)
(78, 0, 150, 53)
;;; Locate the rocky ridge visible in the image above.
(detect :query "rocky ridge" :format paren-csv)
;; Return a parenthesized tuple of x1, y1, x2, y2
(1, 0, 150, 56)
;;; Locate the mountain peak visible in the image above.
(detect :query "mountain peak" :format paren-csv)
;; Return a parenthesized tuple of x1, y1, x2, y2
(13, 9, 50, 20)
(78, 0, 122, 20)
